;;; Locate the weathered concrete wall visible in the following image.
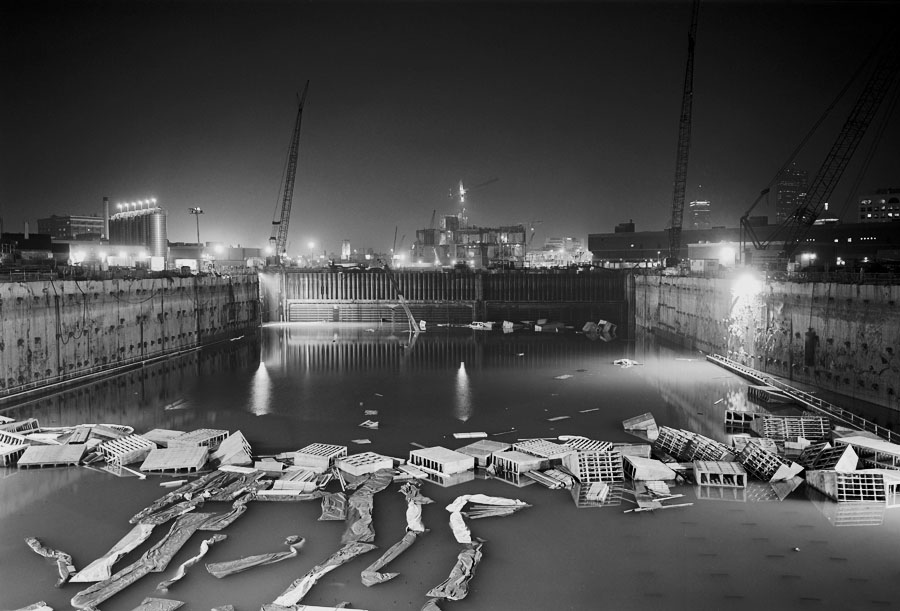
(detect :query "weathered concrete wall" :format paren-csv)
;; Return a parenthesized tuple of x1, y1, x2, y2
(0, 274, 259, 396)
(635, 274, 900, 412)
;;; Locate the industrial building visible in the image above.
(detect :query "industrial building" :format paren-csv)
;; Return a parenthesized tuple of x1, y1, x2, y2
(588, 219, 900, 270)
(858, 187, 900, 223)
(36, 214, 104, 240)
(410, 214, 527, 269)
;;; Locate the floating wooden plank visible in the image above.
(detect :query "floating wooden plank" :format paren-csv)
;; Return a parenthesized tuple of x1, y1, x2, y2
(141, 429, 186, 448)
(291, 443, 347, 473)
(140, 447, 208, 474)
(168, 429, 229, 450)
(336, 452, 393, 477)
(623, 456, 677, 481)
(409, 447, 475, 476)
(99, 434, 156, 466)
(209, 431, 253, 467)
(694, 461, 748, 488)
(18, 444, 85, 469)
(623, 412, 657, 431)
(455, 439, 511, 467)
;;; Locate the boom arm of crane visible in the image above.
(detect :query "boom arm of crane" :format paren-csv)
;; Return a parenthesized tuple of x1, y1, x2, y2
(739, 188, 770, 252)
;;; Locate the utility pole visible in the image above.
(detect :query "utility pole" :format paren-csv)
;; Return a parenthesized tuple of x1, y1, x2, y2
(189, 207, 204, 244)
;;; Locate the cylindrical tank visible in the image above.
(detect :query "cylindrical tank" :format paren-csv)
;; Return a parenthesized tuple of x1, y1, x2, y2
(149, 210, 167, 258)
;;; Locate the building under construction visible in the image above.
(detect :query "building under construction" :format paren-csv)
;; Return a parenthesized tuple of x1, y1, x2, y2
(411, 215, 526, 270)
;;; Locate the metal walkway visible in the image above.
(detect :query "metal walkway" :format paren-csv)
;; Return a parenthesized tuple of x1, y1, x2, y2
(706, 354, 898, 444)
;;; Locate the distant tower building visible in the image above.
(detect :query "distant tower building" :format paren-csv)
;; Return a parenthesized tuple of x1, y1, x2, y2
(341, 239, 351, 260)
(37, 215, 104, 240)
(108, 199, 167, 257)
(688, 200, 711, 230)
(775, 165, 808, 222)
(858, 187, 900, 223)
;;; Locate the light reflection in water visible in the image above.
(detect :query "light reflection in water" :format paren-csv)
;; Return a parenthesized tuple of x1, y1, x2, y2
(249, 361, 272, 416)
(454, 360, 472, 422)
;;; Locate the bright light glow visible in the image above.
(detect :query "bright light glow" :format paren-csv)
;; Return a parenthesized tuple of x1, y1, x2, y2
(214, 244, 224, 254)
(264, 245, 273, 255)
(98, 251, 107, 259)
(450, 259, 457, 266)
(454, 361, 472, 422)
(151, 198, 157, 204)
(732, 273, 763, 298)
(719, 247, 735, 263)
(118, 251, 127, 259)
(308, 241, 315, 250)
(138, 250, 148, 258)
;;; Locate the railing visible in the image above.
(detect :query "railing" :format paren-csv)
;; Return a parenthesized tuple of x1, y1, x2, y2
(706, 354, 898, 444)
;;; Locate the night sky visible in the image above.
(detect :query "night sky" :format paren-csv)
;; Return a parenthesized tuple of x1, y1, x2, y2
(2, 0, 898, 256)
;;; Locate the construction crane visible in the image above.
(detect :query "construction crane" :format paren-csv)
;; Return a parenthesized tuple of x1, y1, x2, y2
(269, 81, 310, 264)
(666, 0, 700, 266)
(749, 34, 900, 265)
(449, 177, 498, 227)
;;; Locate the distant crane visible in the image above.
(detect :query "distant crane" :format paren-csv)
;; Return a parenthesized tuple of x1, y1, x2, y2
(666, 0, 700, 266)
(269, 81, 310, 264)
(747, 34, 900, 265)
(449, 177, 498, 227)
(527, 219, 542, 247)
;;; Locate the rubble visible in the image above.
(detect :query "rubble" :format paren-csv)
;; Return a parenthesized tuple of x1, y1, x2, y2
(24, 537, 76, 587)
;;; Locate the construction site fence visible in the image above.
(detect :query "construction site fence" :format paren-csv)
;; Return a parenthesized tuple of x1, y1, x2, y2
(707, 354, 898, 444)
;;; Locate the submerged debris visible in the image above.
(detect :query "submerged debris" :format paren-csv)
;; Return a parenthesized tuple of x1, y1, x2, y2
(426, 540, 484, 601)
(24, 537, 76, 587)
(271, 541, 377, 607)
(156, 534, 226, 591)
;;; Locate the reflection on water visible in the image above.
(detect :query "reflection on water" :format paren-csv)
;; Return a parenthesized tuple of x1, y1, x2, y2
(249, 361, 272, 416)
(454, 361, 472, 422)
(1, 324, 899, 611)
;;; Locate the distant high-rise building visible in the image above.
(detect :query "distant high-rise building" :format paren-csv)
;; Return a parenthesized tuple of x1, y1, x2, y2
(341, 239, 351, 260)
(688, 200, 710, 230)
(37, 214, 104, 240)
(858, 188, 900, 223)
(775, 166, 808, 222)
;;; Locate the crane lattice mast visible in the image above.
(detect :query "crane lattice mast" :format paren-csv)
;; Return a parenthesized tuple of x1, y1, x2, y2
(272, 81, 310, 261)
(667, 0, 700, 264)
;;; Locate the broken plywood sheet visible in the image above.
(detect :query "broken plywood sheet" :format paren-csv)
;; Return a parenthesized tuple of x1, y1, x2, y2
(18, 444, 85, 469)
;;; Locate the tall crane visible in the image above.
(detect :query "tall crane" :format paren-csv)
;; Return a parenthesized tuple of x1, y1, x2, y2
(666, 0, 700, 265)
(774, 37, 900, 261)
(270, 81, 310, 264)
(740, 35, 900, 268)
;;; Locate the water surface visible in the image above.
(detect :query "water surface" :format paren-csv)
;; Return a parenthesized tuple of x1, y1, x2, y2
(1, 324, 898, 610)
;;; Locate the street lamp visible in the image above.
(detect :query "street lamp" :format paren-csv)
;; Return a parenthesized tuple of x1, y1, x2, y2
(188, 207, 204, 244)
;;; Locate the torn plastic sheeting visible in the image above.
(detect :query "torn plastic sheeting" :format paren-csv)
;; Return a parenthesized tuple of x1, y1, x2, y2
(70, 512, 214, 610)
(128, 597, 184, 610)
(205, 472, 265, 502)
(199, 494, 252, 531)
(156, 533, 226, 592)
(319, 492, 348, 521)
(139, 495, 206, 526)
(271, 541, 377, 607)
(425, 540, 483, 601)
(445, 494, 530, 544)
(419, 599, 443, 611)
(341, 470, 393, 545)
(360, 530, 419, 587)
(206, 535, 305, 578)
(129, 471, 227, 524)
(400, 481, 433, 533)
(10, 603, 53, 611)
(70, 522, 156, 582)
(25, 537, 76, 587)
(262, 605, 364, 611)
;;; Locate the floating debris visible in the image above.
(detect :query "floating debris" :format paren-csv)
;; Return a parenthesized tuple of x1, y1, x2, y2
(547, 416, 571, 422)
(25, 537, 76, 587)
(361, 531, 420, 587)
(206, 535, 304, 578)
(613, 358, 642, 368)
(452, 432, 488, 439)
(426, 540, 484, 601)
(554, 374, 574, 380)
(156, 534, 226, 591)
(271, 541, 377, 607)
(71, 523, 156, 583)
(358, 420, 379, 430)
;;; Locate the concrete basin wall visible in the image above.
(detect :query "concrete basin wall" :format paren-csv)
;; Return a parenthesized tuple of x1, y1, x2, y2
(0, 274, 259, 397)
(635, 274, 900, 412)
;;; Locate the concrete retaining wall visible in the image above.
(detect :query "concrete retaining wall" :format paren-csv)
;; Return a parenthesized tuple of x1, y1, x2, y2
(0, 274, 259, 397)
(635, 274, 900, 412)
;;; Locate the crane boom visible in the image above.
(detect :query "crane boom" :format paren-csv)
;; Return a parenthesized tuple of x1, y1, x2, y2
(777, 39, 900, 259)
(667, 0, 700, 264)
(272, 81, 310, 260)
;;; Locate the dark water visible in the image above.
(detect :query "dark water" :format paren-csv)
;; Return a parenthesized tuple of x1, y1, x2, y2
(1, 324, 898, 611)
